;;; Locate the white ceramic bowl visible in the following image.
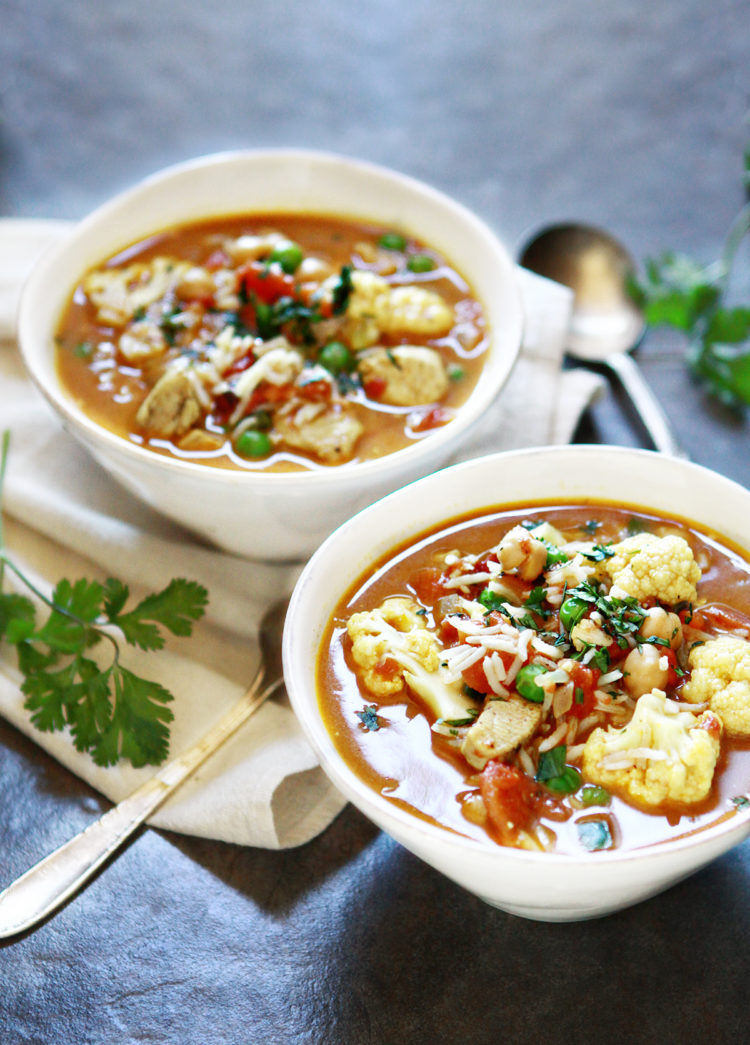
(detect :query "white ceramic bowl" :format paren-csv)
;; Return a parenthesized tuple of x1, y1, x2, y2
(283, 445, 750, 921)
(16, 150, 523, 561)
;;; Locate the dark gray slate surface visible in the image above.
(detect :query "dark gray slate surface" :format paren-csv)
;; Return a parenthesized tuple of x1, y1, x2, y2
(1, 2, 750, 1042)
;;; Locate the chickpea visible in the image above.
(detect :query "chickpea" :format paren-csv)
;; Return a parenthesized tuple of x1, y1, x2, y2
(497, 527, 548, 581)
(640, 606, 682, 650)
(175, 266, 215, 301)
(623, 643, 670, 698)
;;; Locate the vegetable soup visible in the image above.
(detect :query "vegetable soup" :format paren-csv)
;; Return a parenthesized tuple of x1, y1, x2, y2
(317, 503, 750, 855)
(55, 215, 488, 472)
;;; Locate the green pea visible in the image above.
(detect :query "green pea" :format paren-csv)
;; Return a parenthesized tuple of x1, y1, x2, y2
(515, 663, 549, 703)
(319, 340, 354, 375)
(407, 253, 436, 273)
(378, 232, 407, 251)
(580, 785, 611, 807)
(559, 596, 588, 632)
(270, 241, 304, 274)
(236, 429, 272, 458)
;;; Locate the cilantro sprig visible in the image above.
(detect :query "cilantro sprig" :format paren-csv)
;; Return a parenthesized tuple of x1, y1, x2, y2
(0, 432, 208, 768)
(630, 141, 750, 408)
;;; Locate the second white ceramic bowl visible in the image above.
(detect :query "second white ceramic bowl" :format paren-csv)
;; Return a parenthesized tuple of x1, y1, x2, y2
(17, 150, 523, 561)
(283, 445, 750, 921)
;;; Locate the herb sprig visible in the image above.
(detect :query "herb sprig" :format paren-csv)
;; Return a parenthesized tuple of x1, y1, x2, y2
(630, 142, 750, 407)
(0, 432, 208, 768)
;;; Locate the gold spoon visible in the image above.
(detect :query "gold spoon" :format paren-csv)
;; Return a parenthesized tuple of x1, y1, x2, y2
(0, 599, 288, 938)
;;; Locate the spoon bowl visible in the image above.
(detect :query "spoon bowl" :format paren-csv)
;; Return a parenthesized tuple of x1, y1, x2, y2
(519, 222, 685, 457)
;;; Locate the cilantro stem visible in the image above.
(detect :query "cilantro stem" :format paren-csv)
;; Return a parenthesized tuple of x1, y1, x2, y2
(720, 200, 750, 293)
(0, 430, 10, 590)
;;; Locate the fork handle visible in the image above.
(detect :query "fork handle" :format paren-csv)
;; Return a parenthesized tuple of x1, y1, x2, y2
(0, 672, 278, 938)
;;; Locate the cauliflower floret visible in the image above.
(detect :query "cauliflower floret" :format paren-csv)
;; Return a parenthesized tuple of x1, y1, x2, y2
(603, 533, 701, 605)
(582, 689, 722, 807)
(682, 635, 750, 737)
(320, 270, 454, 348)
(380, 285, 454, 337)
(334, 270, 391, 350)
(346, 596, 477, 720)
(357, 345, 448, 406)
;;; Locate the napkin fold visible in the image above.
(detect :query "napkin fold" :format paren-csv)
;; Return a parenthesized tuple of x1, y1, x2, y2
(0, 219, 604, 849)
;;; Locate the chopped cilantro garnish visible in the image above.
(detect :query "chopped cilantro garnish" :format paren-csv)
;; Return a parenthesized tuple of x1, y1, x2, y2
(356, 705, 382, 731)
(524, 586, 551, 619)
(535, 746, 581, 794)
(331, 264, 354, 316)
(577, 819, 614, 851)
(581, 543, 615, 562)
(478, 589, 507, 614)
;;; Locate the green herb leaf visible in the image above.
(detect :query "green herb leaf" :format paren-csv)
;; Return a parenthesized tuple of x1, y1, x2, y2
(535, 745, 582, 794)
(630, 146, 750, 408)
(356, 704, 382, 731)
(0, 431, 208, 768)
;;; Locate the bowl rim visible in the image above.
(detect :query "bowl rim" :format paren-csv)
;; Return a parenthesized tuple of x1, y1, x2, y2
(284, 443, 750, 868)
(17, 147, 524, 489)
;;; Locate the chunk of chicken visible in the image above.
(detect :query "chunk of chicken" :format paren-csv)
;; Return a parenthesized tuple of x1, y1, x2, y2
(461, 696, 543, 770)
(357, 346, 449, 406)
(84, 258, 189, 326)
(274, 401, 364, 463)
(135, 366, 202, 437)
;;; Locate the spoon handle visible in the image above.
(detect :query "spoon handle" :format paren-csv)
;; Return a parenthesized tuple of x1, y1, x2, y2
(604, 351, 687, 458)
(0, 672, 279, 939)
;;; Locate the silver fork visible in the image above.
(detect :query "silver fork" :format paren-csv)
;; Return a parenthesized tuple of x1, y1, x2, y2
(0, 598, 287, 938)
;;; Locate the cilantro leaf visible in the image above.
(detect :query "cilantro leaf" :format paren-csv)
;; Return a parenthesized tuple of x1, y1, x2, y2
(630, 145, 750, 408)
(112, 578, 209, 650)
(0, 434, 209, 768)
(356, 704, 382, 732)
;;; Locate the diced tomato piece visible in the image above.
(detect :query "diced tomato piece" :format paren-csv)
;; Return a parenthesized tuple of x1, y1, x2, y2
(375, 657, 400, 683)
(223, 351, 256, 378)
(566, 661, 600, 719)
(412, 405, 452, 433)
(211, 391, 239, 426)
(248, 383, 294, 412)
(662, 647, 682, 689)
(461, 650, 516, 694)
(297, 380, 332, 402)
(479, 760, 536, 843)
(686, 602, 750, 634)
(409, 567, 446, 604)
(240, 261, 297, 305)
(363, 376, 387, 400)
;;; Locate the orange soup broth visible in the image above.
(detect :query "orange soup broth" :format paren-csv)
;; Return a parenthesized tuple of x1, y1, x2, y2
(54, 214, 488, 472)
(316, 502, 750, 855)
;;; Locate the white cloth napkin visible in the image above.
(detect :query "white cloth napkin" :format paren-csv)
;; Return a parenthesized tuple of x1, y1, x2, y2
(0, 219, 605, 849)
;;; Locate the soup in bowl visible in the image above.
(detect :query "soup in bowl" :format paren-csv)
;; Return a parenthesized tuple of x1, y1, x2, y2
(283, 446, 750, 920)
(17, 150, 522, 560)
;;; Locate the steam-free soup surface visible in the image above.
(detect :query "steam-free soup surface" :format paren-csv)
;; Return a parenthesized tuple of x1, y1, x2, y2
(55, 214, 488, 472)
(317, 503, 750, 855)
